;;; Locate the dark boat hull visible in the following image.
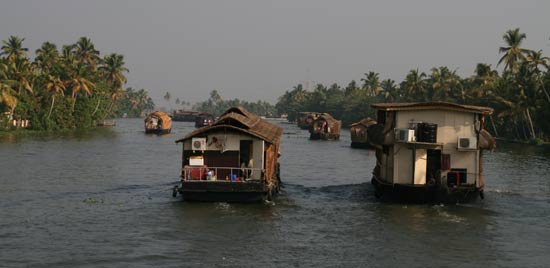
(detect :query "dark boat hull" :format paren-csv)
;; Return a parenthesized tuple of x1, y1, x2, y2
(177, 181, 273, 202)
(145, 128, 171, 134)
(350, 141, 373, 149)
(371, 176, 481, 203)
(310, 133, 340, 140)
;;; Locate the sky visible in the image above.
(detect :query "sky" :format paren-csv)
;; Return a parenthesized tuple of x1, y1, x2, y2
(1, 0, 549, 107)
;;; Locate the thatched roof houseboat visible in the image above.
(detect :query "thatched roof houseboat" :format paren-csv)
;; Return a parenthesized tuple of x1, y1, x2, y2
(173, 106, 283, 202)
(368, 102, 496, 203)
(144, 111, 172, 134)
(297, 112, 320, 130)
(194, 113, 215, 128)
(172, 110, 201, 122)
(350, 117, 377, 148)
(309, 113, 341, 140)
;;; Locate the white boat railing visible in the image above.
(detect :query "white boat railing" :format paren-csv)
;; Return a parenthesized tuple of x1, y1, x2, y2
(181, 166, 264, 181)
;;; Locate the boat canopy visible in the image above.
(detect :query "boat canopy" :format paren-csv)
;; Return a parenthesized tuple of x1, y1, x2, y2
(371, 102, 493, 115)
(176, 106, 283, 145)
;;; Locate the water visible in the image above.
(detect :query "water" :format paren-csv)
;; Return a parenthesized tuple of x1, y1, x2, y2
(1, 119, 550, 267)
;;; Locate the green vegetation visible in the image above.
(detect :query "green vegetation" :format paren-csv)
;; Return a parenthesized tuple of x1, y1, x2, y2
(275, 28, 550, 142)
(0, 36, 155, 131)
(192, 90, 276, 117)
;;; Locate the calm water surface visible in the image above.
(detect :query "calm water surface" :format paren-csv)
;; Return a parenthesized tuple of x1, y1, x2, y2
(1, 118, 550, 267)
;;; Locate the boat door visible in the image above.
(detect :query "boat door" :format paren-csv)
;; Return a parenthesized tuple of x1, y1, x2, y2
(239, 140, 253, 178)
(426, 149, 442, 185)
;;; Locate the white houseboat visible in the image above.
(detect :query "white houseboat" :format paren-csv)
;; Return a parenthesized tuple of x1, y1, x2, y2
(368, 102, 496, 203)
(173, 106, 283, 202)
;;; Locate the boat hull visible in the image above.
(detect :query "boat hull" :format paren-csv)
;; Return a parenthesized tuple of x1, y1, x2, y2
(309, 132, 340, 140)
(371, 176, 481, 203)
(177, 181, 274, 202)
(350, 141, 373, 149)
(145, 128, 171, 134)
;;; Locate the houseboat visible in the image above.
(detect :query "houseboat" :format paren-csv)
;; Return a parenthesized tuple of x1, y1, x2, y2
(309, 113, 341, 140)
(194, 113, 215, 128)
(144, 111, 172, 134)
(96, 120, 116, 127)
(350, 117, 377, 148)
(297, 112, 320, 130)
(173, 106, 283, 202)
(368, 102, 496, 203)
(172, 110, 200, 122)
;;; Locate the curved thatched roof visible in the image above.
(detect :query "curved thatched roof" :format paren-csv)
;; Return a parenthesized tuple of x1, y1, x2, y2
(350, 117, 377, 128)
(176, 106, 283, 144)
(145, 111, 172, 129)
(371, 102, 493, 115)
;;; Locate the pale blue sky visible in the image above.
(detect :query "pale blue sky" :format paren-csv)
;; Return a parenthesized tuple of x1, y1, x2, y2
(1, 0, 549, 106)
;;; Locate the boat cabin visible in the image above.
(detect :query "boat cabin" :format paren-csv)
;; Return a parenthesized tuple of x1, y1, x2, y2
(194, 113, 215, 128)
(368, 102, 496, 203)
(350, 117, 377, 148)
(174, 106, 283, 202)
(297, 112, 320, 130)
(309, 113, 342, 140)
(144, 111, 172, 134)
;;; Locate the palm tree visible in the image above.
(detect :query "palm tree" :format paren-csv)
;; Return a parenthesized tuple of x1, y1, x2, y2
(401, 69, 427, 101)
(99, 53, 129, 117)
(45, 74, 65, 118)
(525, 49, 550, 104)
(65, 63, 95, 112)
(498, 28, 529, 75)
(74, 37, 100, 70)
(34, 42, 60, 73)
(1, 36, 28, 63)
(361, 71, 381, 96)
(381, 79, 397, 102)
(0, 61, 18, 114)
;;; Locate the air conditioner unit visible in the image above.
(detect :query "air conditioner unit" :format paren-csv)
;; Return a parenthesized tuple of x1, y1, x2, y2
(457, 137, 477, 149)
(191, 137, 207, 151)
(395, 128, 415, 142)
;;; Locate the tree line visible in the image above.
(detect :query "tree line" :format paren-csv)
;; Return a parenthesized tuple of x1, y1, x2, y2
(0, 36, 154, 130)
(275, 28, 550, 143)
(192, 90, 277, 118)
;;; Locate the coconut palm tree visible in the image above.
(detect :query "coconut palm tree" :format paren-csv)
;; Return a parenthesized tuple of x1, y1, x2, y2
(525, 49, 550, 104)
(98, 53, 129, 117)
(361, 71, 381, 96)
(0, 36, 28, 63)
(401, 69, 427, 101)
(34, 42, 60, 73)
(0, 61, 18, 114)
(74, 37, 100, 70)
(45, 74, 65, 118)
(381, 79, 397, 102)
(65, 63, 95, 112)
(498, 28, 529, 75)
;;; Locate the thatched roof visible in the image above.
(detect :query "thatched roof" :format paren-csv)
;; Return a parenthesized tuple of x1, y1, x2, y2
(350, 117, 377, 128)
(371, 102, 493, 115)
(176, 106, 283, 144)
(145, 111, 172, 129)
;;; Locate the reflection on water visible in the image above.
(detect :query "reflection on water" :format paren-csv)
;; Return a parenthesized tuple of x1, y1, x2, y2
(1, 118, 549, 267)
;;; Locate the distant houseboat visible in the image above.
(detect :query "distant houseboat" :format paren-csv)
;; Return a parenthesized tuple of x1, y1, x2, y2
(297, 112, 320, 130)
(350, 117, 377, 148)
(172, 110, 200, 122)
(144, 111, 172, 134)
(173, 106, 283, 202)
(309, 113, 341, 140)
(194, 113, 215, 128)
(368, 102, 496, 203)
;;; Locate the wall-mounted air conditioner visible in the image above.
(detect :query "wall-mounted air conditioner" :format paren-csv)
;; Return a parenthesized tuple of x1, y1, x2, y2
(192, 137, 207, 151)
(395, 128, 415, 142)
(457, 137, 477, 149)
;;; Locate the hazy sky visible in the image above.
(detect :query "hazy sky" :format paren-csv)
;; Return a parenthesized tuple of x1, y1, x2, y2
(1, 0, 549, 106)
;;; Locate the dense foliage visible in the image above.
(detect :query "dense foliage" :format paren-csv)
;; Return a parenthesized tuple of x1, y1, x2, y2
(275, 28, 550, 143)
(192, 90, 277, 117)
(0, 36, 154, 130)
